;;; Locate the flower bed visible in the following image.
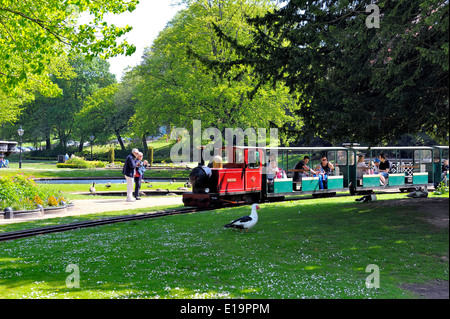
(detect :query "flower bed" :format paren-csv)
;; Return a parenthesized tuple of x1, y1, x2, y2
(0, 174, 69, 211)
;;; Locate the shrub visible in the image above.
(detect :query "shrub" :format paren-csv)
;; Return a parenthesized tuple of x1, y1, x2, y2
(108, 147, 115, 164)
(91, 160, 106, 168)
(56, 155, 106, 169)
(56, 163, 79, 169)
(0, 174, 69, 211)
(64, 156, 94, 168)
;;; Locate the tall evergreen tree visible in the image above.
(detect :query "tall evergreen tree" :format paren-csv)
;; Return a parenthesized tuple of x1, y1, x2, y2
(196, 0, 449, 144)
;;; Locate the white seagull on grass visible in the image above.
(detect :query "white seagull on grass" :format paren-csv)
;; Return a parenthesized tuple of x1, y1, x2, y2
(224, 204, 260, 231)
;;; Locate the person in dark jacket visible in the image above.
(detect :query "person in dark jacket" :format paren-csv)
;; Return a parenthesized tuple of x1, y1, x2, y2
(122, 148, 139, 202)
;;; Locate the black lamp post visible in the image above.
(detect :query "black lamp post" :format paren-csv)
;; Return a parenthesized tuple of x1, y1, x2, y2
(17, 126, 24, 169)
(90, 135, 94, 160)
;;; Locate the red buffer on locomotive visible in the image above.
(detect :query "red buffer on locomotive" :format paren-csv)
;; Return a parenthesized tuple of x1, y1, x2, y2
(183, 147, 264, 208)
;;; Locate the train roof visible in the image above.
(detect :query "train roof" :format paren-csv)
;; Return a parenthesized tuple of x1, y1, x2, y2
(353, 146, 448, 150)
(226, 145, 448, 151)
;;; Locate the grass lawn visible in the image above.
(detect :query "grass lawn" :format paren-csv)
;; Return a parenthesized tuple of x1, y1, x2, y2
(0, 193, 447, 299)
(0, 161, 190, 179)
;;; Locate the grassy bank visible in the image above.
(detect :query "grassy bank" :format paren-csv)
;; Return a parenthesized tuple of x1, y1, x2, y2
(0, 194, 447, 299)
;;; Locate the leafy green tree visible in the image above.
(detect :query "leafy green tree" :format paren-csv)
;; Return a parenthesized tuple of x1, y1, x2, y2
(131, 0, 301, 145)
(200, 0, 449, 145)
(75, 75, 134, 150)
(75, 70, 138, 151)
(0, 0, 138, 125)
(17, 55, 116, 151)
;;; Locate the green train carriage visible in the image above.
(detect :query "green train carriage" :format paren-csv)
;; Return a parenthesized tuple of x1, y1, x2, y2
(262, 145, 449, 199)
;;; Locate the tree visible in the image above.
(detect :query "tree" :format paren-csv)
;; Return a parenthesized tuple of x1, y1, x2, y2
(199, 0, 449, 145)
(131, 0, 301, 146)
(0, 0, 138, 125)
(75, 71, 138, 151)
(18, 55, 116, 151)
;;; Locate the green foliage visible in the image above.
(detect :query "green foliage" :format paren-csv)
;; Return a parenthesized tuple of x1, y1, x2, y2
(55, 163, 79, 169)
(59, 156, 106, 169)
(148, 146, 154, 167)
(433, 181, 449, 195)
(108, 147, 115, 164)
(74, 71, 137, 149)
(0, 174, 67, 211)
(201, 0, 449, 144)
(19, 55, 116, 150)
(0, 0, 137, 125)
(131, 0, 301, 144)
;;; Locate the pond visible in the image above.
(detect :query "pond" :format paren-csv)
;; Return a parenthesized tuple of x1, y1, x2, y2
(35, 179, 173, 184)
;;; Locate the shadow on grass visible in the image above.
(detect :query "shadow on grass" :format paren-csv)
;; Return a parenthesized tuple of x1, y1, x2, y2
(0, 196, 447, 299)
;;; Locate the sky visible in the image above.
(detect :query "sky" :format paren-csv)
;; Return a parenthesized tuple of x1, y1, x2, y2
(104, 0, 183, 81)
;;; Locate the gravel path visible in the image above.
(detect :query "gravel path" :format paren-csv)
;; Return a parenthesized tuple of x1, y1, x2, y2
(0, 196, 184, 224)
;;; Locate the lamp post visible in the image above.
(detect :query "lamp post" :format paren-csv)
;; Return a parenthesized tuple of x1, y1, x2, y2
(90, 135, 94, 161)
(17, 126, 24, 169)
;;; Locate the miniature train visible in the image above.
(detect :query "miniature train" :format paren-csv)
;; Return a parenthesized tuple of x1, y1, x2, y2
(182, 145, 449, 208)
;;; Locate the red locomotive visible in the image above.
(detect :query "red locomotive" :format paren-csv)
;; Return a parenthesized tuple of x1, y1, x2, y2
(183, 147, 264, 207)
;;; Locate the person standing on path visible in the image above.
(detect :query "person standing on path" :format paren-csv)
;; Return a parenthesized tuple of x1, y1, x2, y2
(134, 152, 148, 200)
(122, 148, 139, 202)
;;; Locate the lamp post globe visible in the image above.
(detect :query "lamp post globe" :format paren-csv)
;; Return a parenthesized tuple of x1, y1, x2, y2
(17, 126, 24, 169)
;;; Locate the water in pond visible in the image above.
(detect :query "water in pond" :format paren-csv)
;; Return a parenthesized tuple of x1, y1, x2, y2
(35, 179, 172, 184)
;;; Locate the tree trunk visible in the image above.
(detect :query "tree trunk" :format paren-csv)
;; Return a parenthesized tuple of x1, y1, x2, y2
(78, 139, 84, 152)
(45, 132, 51, 150)
(116, 132, 125, 151)
(142, 134, 148, 157)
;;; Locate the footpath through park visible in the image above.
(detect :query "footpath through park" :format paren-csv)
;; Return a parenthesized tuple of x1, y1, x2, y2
(0, 196, 184, 224)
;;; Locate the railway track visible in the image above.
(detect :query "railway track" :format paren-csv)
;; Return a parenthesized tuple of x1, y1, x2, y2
(0, 189, 407, 242)
(0, 207, 213, 242)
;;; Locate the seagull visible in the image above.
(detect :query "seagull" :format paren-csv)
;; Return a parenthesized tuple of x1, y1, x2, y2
(89, 182, 96, 195)
(355, 194, 377, 202)
(224, 204, 260, 231)
(407, 186, 428, 198)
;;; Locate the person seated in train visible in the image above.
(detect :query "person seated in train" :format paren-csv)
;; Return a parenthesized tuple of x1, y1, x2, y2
(378, 153, 390, 186)
(373, 158, 380, 172)
(293, 156, 317, 181)
(442, 159, 449, 181)
(267, 155, 285, 181)
(315, 155, 334, 189)
(267, 156, 279, 175)
(357, 155, 369, 180)
(212, 155, 223, 168)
